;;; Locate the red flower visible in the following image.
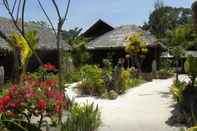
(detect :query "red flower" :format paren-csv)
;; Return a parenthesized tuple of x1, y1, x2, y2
(37, 99, 46, 110)
(3, 95, 12, 105)
(0, 99, 4, 105)
(55, 92, 64, 102)
(43, 63, 55, 71)
(46, 90, 55, 98)
(46, 79, 57, 87)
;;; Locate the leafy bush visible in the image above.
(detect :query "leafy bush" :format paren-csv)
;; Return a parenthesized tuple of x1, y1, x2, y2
(64, 70, 81, 83)
(63, 103, 101, 131)
(170, 80, 186, 103)
(184, 55, 197, 86)
(129, 78, 145, 88)
(160, 59, 173, 70)
(79, 65, 106, 96)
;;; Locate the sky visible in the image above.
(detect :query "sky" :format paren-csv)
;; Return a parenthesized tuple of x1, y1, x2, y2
(0, 0, 193, 32)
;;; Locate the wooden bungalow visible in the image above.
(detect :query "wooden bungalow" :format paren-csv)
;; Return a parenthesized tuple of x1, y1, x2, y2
(0, 17, 71, 80)
(85, 24, 164, 72)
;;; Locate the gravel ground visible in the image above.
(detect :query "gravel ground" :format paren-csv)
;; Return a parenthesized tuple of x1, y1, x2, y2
(75, 78, 185, 131)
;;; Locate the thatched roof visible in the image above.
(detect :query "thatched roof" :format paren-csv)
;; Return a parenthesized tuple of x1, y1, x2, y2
(86, 25, 163, 50)
(82, 19, 114, 39)
(0, 17, 71, 51)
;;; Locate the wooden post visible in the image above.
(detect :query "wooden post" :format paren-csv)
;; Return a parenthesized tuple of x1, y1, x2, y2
(192, 0, 197, 32)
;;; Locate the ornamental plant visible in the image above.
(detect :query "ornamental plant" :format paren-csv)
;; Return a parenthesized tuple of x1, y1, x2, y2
(125, 32, 148, 70)
(0, 74, 71, 130)
(79, 65, 106, 96)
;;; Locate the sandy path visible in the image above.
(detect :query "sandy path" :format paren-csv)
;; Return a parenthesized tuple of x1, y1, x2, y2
(75, 78, 182, 131)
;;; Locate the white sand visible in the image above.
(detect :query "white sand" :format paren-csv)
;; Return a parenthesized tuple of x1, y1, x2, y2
(74, 77, 187, 131)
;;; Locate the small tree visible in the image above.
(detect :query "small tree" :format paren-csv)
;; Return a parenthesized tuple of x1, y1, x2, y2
(184, 55, 197, 87)
(125, 32, 148, 71)
(62, 28, 90, 67)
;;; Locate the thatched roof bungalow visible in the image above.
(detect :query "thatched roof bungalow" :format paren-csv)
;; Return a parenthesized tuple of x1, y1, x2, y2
(0, 17, 71, 79)
(86, 24, 164, 72)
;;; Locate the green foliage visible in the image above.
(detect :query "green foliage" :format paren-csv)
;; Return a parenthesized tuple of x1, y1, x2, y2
(129, 78, 145, 88)
(155, 69, 174, 79)
(10, 31, 38, 66)
(143, 0, 192, 38)
(120, 68, 131, 93)
(0, 117, 41, 131)
(125, 33, 148, 70)
(75, 64, 145, 98)
(184, 55, 197, 77)
(125, 33, 148, 56)
(184, 55, 197, 86)
(63, 103, 101, 131)
(160, 59, 172, 70)
(170, 80, 186, 103)
(64, 70, 81, 83)
(164, 24, 196, 54)
(62, 28, 91, 67)
(102, 59, 113, 88)
(79, 65, 106, 96)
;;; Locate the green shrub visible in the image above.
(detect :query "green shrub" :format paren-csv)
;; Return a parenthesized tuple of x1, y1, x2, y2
(184, 55, 197, 86)
(170, 80, 186, 103)
(64, 70, 81, 83)
(102, 59, 113, 88)
(129, 78, 145, 88)
(120, 68, 131, 93)
(79, 65, 106, 96)
(63, 103, 101, 131)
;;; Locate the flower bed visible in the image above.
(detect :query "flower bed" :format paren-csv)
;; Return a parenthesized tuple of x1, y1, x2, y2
(0, 73, 71, 130)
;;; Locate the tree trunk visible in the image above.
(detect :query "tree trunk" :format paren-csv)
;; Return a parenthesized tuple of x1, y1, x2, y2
(12, 49, 20, 83)
(175, 58, 179, 82)
(192, 75, 196, 87)
(56, 21, 64, 125)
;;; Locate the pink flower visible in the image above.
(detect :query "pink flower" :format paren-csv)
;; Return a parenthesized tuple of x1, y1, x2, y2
(11, 85, 17, 92)
(55, 103, 61, 113)
(10, 103, 17, 109)
(26, 88, 36, 98)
